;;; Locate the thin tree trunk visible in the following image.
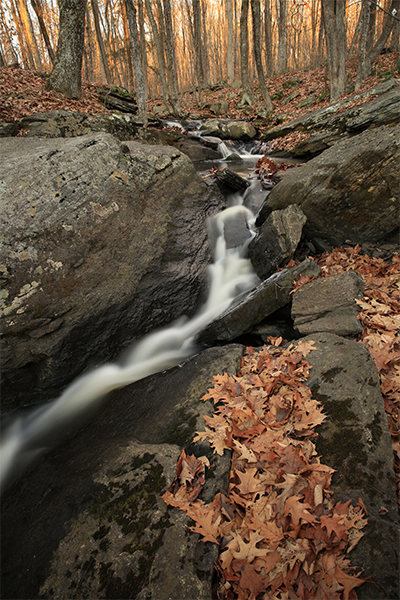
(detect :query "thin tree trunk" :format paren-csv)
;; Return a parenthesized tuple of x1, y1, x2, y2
(277, 0, 287, 74)
(121, 0, 135, 93)
(31, 0, 56, 64)
(124, 0, 147, 124)
(264, 0, 273, 74)
(163, 0, 180, 112)
(226, 0, 234, 80)
(91, 0, 112, 84)
(0, 2, 20, 64)
(240, 0, 254, 101)
(46, 0, 86, 99)
(355, 0, 371, 90)
(11, 0, 32, 68)
(193, 0, 204, 100)
(363, 0, 400, 77)
(321, 0, 347, 101)
(201, 0, 210, 84)
(20, 0, 44, 70)
(251, 0, 273, 111)
(137, 0, 148, 99)
(144, 0, 172, 111)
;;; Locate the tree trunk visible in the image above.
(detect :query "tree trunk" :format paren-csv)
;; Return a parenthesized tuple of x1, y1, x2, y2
(121, 0, 135, 93)
(193, 0, 204, 99)
(144, 0, 172, 111)
(251, 0, 273, 111)
(264, 0, 273, 74)
(10, 0, 31, 68)
(0, 44, 5, 67)
(46, 0, 86, 99)
(226, 0, 234, 80)
(124, 0, 147, 125)
(321, 0, 347, 101)
(91, 0, 112, 84)
(362, 0, 400, 77)
(19, 0, 44, 70)
(277, 0, 287, 74)
(240, 0, 254, 101)
(163, 0, 180, 112)
(355, 0, 371, 91)
(31, 0, 56, 64)
(137, 0, 148, 99)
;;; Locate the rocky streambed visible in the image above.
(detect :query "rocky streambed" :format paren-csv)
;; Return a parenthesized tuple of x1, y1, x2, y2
(0, 85, 399, 599)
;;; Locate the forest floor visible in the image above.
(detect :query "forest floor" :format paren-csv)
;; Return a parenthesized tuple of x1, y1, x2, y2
(0, 50, 399, 151)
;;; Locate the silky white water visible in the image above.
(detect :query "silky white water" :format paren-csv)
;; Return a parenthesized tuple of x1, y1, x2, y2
(0, 199, 259, 490)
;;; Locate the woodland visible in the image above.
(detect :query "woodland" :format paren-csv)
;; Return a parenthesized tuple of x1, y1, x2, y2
(1, 1, 400, 599)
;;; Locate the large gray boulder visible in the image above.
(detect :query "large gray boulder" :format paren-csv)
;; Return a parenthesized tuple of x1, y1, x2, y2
(0, 133, 224, 410)
(248, 204, 307, 279)
(258, 124, 400, 247)
(1, 344, 243, 600)
(301, 332, 398, 600)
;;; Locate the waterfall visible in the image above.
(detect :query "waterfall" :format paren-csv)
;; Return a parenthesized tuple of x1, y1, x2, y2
(0, 197, 259, 491)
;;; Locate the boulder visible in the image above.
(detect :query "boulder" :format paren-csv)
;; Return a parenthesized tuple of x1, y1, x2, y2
(301, 332, 399, 600)
(18, 109, 146, 140)
(196, 258, 320, 345)
(222, 120, 257, 140)
(248, 204, 307, 280)
(96, 86, 138, 113)
(214, 168, 250, 193)
(0, 344, 244, 600)
(210, 101, 229, 116)
(291, 270, 364, 337)
(258, 124, 400, 247)
(263, 80, 399, 143)
(0, 133, 225, 410)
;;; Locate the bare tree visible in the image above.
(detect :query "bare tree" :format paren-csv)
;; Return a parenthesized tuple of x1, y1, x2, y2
(251, 0, 273, 111)
(31, 0, 56, 63)
(240, 0, 254, 102)
(91, 0, 112, 83)
(321, 0, 347, 101)
(264, 0, 273, 74)
(277, 0, 288, 74)
(46, 0, 87, 99)
(226, 0, 234, 80)
(124, 0, 147, 124)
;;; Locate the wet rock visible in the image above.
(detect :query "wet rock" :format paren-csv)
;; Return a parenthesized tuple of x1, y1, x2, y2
(196, 258, 320, 345)
(1, 344, 243, 600)
(259, 124, 400, 246)
(222, 120, 257, 140)
(0, 133, 224, 410)
(215, 168, 250, 193)
(248, 204, 307, 280)
(300, 332, 399, 600)
(291, 270, 364, 337)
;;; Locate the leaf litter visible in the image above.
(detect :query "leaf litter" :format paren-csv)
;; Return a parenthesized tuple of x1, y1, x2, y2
(163, 338, 368, 599)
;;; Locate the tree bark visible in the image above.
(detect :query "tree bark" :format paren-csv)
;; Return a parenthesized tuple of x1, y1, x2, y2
(277, 0, 288, 74)
(321, 0, 347, 101)
(193, 0, 204, 99)
(123, 0, 147, 124)
(264, 0, 273, 74)
(226, 0, 234, 80)
(163, 0, 180, 112)
(362, 0, 400, 77)
(355, 0, 371, 90)
(251, 0, 273, 111)
(91, 0, 112, 84)
(31, 0, 56, 64)
(137, 0, 148, 99)
(240, 0, 254, 101)
(46, 0, 86, 99)
(144, 0, 172, 111)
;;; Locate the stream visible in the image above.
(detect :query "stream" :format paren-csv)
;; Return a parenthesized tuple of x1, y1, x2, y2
(0, 127, 293, 491)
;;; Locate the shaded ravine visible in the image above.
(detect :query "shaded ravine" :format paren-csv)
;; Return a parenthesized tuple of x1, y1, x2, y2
(0, 182, 261, 491)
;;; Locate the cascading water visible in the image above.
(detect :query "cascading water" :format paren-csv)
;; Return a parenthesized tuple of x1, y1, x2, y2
(0, 194, 260, 491)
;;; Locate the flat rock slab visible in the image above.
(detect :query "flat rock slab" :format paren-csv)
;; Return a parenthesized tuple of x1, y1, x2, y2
(1, 345, 244, 600)
(196, 258, 320, 345)
(301, 332, 399, 599)
(291, 270, 364, 336)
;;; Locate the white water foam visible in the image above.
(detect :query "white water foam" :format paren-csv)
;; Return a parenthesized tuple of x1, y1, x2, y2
(0, 201, 259, 490)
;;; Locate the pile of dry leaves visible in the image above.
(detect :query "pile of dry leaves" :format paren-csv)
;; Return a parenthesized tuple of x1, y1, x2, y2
(163, 339, 368, 599)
